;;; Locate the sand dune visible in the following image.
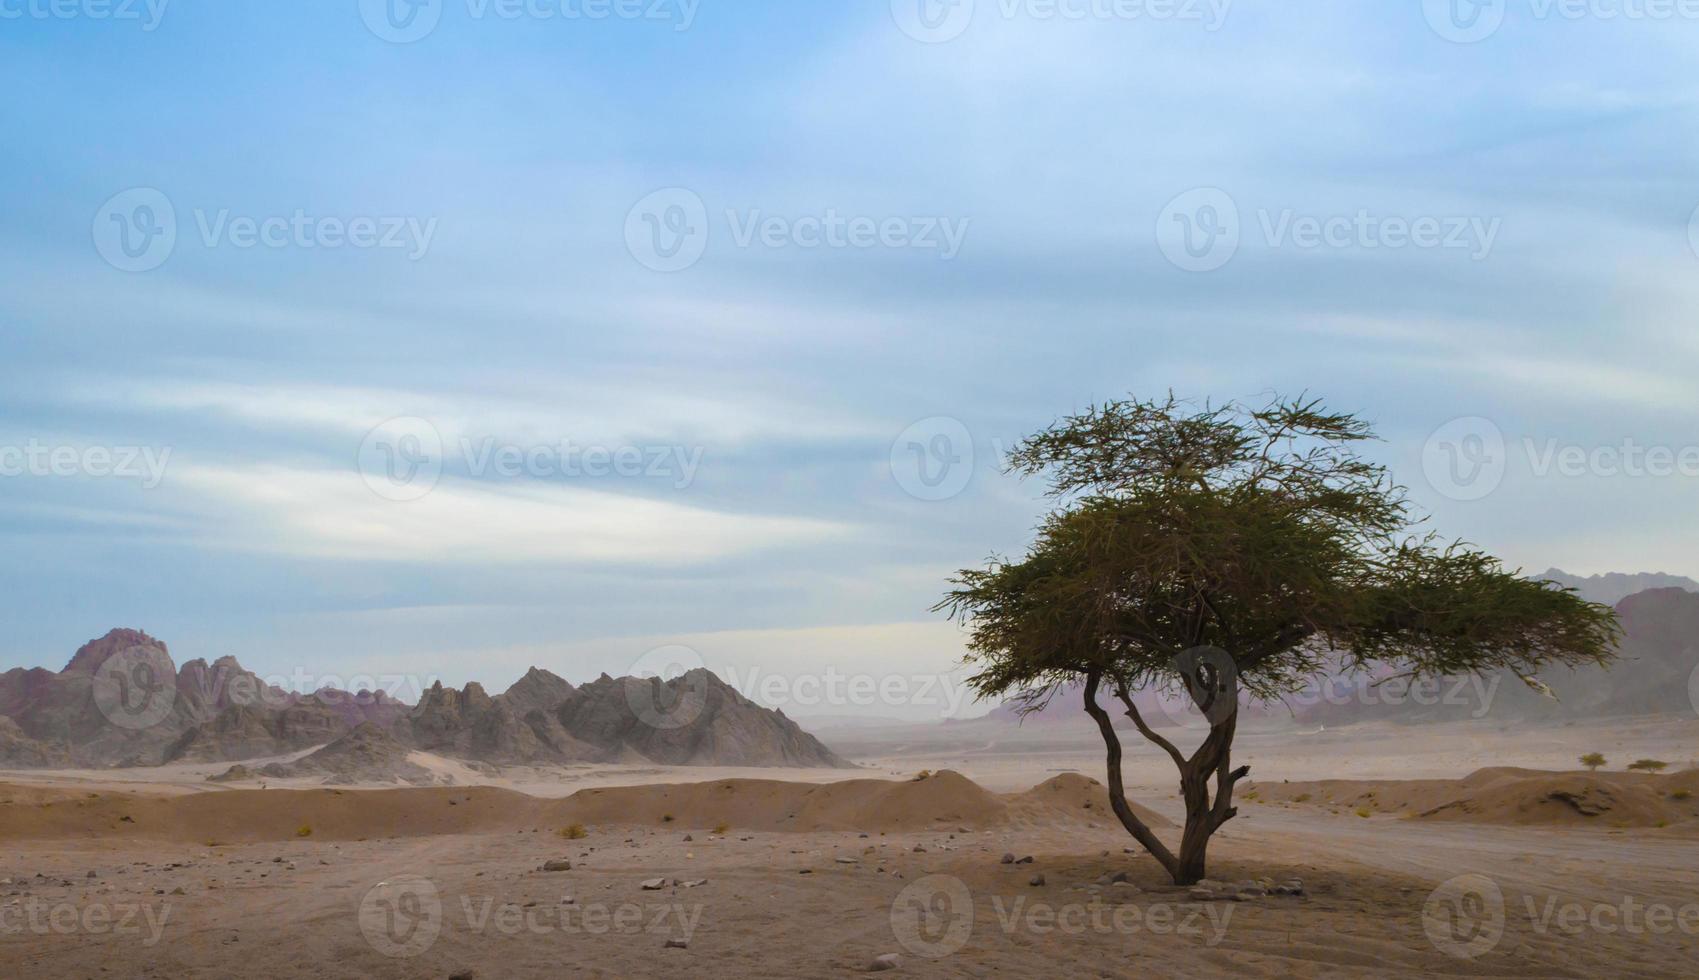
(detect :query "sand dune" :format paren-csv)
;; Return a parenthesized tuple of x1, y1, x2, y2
(0, 770, 1161, 845)
(1253, 766, 1699, 829)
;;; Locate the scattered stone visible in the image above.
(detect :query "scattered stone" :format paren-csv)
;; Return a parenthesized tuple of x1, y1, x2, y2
(867, 952, 902, 972)
(1014, 856, 1034, 865)
(665, 938, 689, 949)
(835, 857, 859, 865)
(912, 845, 926, 853)
(541, 860, 572, 873)
(1000, 853, 1015, 865)
(1028, 874, 1045, 887)
(683, 835, 693, 842)
(679, 879, 708, 889)
(641, 878, 669, 890)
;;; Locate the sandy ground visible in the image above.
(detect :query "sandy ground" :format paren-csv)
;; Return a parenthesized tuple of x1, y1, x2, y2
(4, 717, 1699, 978)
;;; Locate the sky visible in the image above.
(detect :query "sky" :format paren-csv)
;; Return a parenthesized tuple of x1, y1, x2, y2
(1, 0, 1697, 719)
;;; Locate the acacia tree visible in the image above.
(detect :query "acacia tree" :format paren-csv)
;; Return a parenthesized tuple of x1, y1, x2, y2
(939, 395, 1619, 886)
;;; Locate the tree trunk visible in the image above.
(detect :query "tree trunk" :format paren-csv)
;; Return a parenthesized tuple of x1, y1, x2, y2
(1082, 672, 1247, 887)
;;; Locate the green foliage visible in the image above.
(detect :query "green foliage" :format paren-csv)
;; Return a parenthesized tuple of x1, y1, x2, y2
(939, 393, 1621, 713)
(1580, 753, 1607, 771)
(1628, 759, 1669, 773)
(937, 393, 1623, 884)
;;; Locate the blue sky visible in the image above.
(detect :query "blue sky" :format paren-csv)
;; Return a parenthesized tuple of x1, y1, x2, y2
(2, 1, 1697, 716)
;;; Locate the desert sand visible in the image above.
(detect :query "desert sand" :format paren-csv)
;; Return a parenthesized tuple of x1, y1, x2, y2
(4, 718, 1699, 978)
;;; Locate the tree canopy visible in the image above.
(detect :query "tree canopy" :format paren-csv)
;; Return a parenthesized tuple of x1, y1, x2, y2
(939, 394, 1620, 884)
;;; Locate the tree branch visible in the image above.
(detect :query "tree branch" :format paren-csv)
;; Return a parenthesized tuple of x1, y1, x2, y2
(1083, 670, 1178, 877)
(1111, 683, 1186, 769)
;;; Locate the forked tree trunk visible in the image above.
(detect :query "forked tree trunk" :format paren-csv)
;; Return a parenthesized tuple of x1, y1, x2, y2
(1081, 670, 1247, 887)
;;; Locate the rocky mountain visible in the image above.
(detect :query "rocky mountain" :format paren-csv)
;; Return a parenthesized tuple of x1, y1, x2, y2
(211, 723, 439, 786)
(1291, 587, 1699, 726)
(403, 667, 852, 768)
(0, 630, 852, 772)
(1536, 569, 1699, 606)
(0, 629, 418, 768)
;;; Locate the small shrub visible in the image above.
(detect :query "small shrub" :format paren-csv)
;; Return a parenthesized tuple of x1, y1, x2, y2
(1293, 793, 1312, 803)
(713, 822, 730, 835)
(913, 770, 932, 781)
(1670, 789, 1692, 801)
(558, 824, 588, 840)
(662, 813, 675, 823)
(1354, 807, 1372, 818)
(296, 824, 313, 838)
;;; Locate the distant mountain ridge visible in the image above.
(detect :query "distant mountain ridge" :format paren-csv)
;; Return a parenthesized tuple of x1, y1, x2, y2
(0, 629, 852, 774)
(1537, 569, 1699, 606)
(969, 582, 1699, 729)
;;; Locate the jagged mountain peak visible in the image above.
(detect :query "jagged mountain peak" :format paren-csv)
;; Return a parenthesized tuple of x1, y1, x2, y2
(60, 628, 169, 675)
